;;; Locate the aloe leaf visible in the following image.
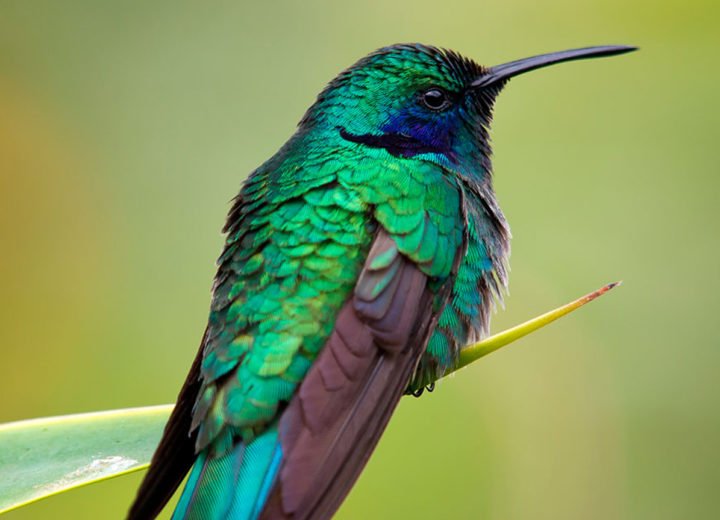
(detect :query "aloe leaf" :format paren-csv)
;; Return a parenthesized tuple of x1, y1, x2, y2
(0, 404, 173, 514)
(0, 282, 619, 514)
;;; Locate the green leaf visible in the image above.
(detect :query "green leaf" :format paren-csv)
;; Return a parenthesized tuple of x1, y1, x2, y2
(0, 404, 173, 514)
(0, 282, 619, 514)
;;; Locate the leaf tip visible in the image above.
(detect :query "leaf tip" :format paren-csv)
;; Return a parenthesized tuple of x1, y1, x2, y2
(588, 281, 622, 302)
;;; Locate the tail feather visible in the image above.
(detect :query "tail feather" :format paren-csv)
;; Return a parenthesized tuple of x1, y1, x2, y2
(172, 425, 282, 520)
(229, 430, 283, 519)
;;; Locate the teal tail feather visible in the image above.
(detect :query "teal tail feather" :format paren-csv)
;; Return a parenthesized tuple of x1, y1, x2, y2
(172, 424, 282, 520)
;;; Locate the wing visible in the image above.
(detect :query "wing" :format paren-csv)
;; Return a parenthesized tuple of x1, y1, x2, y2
(260, 227, 462, 519)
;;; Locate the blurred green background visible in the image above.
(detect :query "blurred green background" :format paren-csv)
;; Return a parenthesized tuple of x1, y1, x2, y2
(1, 0, 718, 518)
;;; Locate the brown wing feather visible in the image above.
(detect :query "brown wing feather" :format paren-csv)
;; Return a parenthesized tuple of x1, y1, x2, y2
(260, 229, 459, 519)
(127, 329, 206, 520)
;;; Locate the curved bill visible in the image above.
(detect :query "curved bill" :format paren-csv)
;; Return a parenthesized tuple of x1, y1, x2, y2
(471, 45, 637, 89)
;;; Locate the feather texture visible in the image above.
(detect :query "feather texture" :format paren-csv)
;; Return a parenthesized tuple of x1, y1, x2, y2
(172, 424, 282, 520)
(128, 43, 511, 519)
(260, 229, 458, 519)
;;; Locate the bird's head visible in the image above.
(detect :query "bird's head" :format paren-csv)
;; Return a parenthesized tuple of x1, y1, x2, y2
(300, 43, 635, 180)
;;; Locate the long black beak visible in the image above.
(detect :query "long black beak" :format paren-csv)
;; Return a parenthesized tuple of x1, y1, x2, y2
(471, 45, 637, 89)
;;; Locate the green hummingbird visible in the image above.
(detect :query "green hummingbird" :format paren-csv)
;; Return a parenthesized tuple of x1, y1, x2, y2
(128, 43, 635, 519)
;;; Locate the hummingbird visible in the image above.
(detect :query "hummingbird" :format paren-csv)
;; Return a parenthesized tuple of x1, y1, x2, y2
(128, 43, 635, 520)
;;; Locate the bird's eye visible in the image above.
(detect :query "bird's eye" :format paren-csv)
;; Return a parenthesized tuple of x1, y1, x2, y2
(421, 88, 450, 111)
